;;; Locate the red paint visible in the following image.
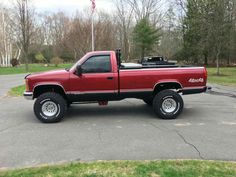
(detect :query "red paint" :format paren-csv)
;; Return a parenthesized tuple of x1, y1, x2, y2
(26, 51, 207, 95)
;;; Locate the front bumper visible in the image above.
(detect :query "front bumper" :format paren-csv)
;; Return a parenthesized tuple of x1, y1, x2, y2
(23, 91, 33, 100)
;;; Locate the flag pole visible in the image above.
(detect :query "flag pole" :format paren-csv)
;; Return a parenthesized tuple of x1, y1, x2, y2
(90, 0, 95, 51)
(91, 11, 94, 51)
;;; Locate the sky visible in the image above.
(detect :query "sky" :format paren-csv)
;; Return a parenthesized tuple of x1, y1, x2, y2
(0, 0, 114, 15)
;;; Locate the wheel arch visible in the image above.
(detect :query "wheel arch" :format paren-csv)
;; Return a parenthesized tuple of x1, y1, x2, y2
(153, 81, 183, 95)
(33, 84, 67, 99)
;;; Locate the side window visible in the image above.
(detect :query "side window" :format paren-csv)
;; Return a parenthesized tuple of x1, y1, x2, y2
(81, 55, 111, 73)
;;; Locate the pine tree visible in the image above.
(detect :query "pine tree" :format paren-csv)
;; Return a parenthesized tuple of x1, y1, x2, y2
(133, 18, 160, 59)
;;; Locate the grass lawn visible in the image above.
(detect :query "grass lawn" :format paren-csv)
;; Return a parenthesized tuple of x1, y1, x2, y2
(0, 160, 235, 177)
(0, 63, 73, 75)
(207, 67, 236, 86)
(8, 85, 25, 97)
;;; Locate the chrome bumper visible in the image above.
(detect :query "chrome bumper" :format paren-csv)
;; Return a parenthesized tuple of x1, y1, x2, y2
(23, 91, 33, 100)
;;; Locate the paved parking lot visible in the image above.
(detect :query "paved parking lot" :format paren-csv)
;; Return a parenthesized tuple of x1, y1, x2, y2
(0, 74, 236, 168)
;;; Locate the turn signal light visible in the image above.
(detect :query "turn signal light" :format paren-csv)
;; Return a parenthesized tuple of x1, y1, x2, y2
(25, 79, 29, 91)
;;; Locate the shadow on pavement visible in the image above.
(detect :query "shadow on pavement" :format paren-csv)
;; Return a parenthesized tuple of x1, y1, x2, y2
(65, 104, 156, 120)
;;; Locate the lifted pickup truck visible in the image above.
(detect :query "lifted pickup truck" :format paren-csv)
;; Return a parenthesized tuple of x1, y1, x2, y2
(24, 50, 208, 123)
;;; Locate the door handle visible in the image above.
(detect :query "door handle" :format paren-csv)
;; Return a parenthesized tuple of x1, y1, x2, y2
(107, 77, 114, 80)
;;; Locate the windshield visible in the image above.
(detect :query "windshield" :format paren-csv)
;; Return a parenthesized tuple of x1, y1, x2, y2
(69, 53, 90, 72)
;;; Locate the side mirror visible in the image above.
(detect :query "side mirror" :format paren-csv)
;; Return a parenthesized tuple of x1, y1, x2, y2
(76, 65, 83, 76)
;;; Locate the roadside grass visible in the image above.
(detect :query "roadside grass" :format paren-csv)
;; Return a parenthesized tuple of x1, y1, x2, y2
(0, 63, 73, 75)
(207, 67, 236, 86)
(8, 85, 25, 97)
(0, 160, 235, 177)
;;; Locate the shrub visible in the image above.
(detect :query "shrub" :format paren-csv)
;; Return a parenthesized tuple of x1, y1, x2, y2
(11, 59, 19, 67)
(35, 53, 46, 63)
(42, 47, 53, 63)
(50, 57, 63, 67)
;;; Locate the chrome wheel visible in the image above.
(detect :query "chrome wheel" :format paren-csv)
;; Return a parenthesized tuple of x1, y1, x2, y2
(162, 98, 177, 113)
(34, 93, 66, 123)
(41, 101, 58, 117)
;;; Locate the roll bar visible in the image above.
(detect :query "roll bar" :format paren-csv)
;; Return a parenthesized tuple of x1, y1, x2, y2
(115, 49, 121, 68)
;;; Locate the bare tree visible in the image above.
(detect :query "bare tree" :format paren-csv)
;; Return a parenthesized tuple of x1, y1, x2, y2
(127, 0, 163, 21)
(158, 6, 182, 59)
(13, 0, 35, 71)
(30, 14, 45, 51)
(114, 0, 134, 61)
(175, 0, 187, 14)
(65, 10, 92, 60)
(0, 5, 22, 67)
(0, 7, 11, 67)
(95, 12, 119, 51)
(65, 10, 119, 61)
(42, 12, 70, 58)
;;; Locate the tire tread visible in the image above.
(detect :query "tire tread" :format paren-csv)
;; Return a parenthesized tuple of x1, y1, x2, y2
(153, 90, 183, 119)
(34, 92, 66, 123)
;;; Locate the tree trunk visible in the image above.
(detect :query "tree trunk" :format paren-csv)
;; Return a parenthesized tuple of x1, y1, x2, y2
(141, 47, 145, 59)
(194, 58, 198, 64)
(123, 26, 128, 62)
(227, 54, 230, 66)
(0, 52, 4, 66)
(17, 49, 21, 61)
(73, 49, 77, 62)
(204, 53, 208, 66)
(127, 39, 131, 61)
(216, 51, 220, 76)
(24, 50, 29, 72)
(25, 58, 29, 71)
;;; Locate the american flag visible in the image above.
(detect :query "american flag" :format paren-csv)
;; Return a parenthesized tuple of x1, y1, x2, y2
(90, 0, 96, 12)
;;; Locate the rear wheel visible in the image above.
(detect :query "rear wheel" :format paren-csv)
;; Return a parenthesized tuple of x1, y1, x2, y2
(34, 92, 66, 123)
(153, 90, 183, 119)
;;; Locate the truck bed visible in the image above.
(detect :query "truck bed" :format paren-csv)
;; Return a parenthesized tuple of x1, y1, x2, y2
(120, 63, 192, 70)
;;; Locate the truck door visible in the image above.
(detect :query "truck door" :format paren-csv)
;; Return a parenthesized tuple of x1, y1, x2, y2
(69, 55, 118, 101)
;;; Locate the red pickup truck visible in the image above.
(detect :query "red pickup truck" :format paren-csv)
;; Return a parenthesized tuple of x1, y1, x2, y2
(24, 50, 208, 123)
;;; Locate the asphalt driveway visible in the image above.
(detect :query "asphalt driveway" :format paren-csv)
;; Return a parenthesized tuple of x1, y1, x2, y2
(0, 74, 236, 168)
(0, 74, 25, 98)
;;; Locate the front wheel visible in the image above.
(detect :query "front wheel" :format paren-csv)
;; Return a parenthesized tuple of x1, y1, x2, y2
(153, 90, 183, 119)
(34, 92, 66, 123)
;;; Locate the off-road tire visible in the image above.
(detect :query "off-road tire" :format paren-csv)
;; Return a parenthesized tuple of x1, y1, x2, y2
(153, 90, 183, 119)
(34, 92, 66, 123)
